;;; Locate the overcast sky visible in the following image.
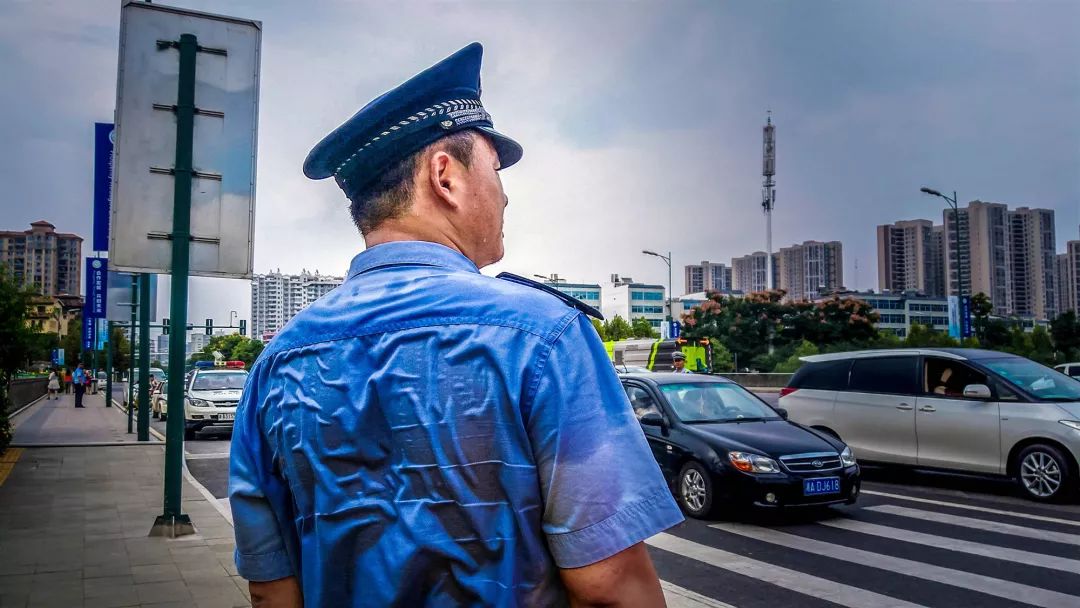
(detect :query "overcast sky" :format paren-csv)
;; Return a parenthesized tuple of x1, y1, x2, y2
(2, 0, 1078, 326)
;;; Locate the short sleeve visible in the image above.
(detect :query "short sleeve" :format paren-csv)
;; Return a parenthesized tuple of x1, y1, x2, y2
(525, 314, 683, 568)
(229, 378, 296, 582)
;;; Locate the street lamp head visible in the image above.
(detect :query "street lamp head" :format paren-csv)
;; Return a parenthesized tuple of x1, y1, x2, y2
(642, 249, 659, 257)
(532, 274, 548, 281)
(920, 187, 942, 197)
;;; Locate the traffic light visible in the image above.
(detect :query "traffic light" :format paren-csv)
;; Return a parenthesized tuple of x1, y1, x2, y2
(162, 318, 170, 335)
(205, 318, 213, 335)
(238, 319, 247, 336)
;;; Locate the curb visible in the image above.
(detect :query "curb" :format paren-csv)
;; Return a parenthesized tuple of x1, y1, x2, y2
(9, 393, 48, 419)
(116, 398, 235, 527)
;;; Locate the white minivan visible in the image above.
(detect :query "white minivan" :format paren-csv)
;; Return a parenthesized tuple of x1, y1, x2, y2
(779, 348, 1080, 502)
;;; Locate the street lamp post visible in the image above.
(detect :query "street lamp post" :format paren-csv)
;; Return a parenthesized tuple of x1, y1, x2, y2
(642, 250, 673, 335)
(920, 187, 964, 300)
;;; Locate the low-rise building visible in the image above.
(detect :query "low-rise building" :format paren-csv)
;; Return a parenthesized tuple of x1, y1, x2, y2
(602, 274, 666, 334)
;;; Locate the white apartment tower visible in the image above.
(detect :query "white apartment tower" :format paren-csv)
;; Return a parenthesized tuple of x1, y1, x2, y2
(251, 269, 345, 340)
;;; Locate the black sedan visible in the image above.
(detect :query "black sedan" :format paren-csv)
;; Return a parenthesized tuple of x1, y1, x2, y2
(620, 373, 861, 518)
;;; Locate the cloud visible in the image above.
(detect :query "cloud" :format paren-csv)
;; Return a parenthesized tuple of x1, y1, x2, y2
(1, 0, 1077, 332)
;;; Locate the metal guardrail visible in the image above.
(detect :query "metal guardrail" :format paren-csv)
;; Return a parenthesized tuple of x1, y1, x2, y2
(720, 373, 793, 388)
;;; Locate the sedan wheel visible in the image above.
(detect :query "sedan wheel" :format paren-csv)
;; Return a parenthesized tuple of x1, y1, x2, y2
(1016, 444, 1074, 502)
(677, 462, 715, 518)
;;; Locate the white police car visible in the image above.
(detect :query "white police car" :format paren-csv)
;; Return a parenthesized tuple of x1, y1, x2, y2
(185, 361, 248, 439)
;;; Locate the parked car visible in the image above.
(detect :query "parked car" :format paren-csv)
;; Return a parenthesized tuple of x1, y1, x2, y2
(1053, 362, 1080, 379)
(184, 362, 248, 439)
(620, 373, 860, 518)
(151, 381, 170, 421)
(780, 348, 1080, 502)
(615, 365, 652, 374)
(92, 371, 108, 394)
(130, 367, 167, 406)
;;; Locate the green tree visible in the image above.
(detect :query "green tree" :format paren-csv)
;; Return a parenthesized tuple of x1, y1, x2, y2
(0, 266, 34, 453)
(110, 327, 131, 374)
(630, 317, 660, 339)
(62, 317, 83, 367)
(1004, 325, 1033, 358)
(187, 333, 265, 368)
(1050, 311, 1080, 361)
(773, 340, 819, 373)
(709, 339, 734, 373)
(590, 318, 607, 341)
(1029, 325, 1054, 364)
(602, 315, 635, 342)
(26, 331, 59, 366)
(904, 322, 959, 348)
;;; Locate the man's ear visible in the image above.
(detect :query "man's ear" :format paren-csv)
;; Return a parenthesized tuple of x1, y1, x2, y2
(426, 150, 462, 210)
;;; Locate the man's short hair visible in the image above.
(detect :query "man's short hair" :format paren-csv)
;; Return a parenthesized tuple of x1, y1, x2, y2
(348, 130, 477, 234)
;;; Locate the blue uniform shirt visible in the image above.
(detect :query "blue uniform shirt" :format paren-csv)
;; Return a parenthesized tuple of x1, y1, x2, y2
(229, 241, 683, 607)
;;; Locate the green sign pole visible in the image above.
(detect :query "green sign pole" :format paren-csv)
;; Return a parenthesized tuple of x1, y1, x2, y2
(105, 321, 112, 408)
(128, 275, 137, 433)
(137, 274, 151, 441)
(154, 32, 197, 536)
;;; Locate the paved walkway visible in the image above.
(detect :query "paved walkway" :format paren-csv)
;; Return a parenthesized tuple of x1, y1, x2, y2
(11, 391, 155, 446)
(0, 393, 249, 607)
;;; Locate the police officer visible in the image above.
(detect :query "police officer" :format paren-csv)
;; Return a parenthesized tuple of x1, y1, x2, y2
(672, 351, 693, 373)
(230, 43, 682, 608)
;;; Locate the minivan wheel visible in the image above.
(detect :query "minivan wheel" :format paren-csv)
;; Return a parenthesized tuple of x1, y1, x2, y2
(677, 462, 716, 518)
(1015, 444, 1074, 502)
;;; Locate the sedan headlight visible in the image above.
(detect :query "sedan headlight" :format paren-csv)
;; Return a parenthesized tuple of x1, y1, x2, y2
(188, 398, 209, 408)
(728, 451, 781, 474)
(840, 446, 857, 467)
(1060, 420, 1080, 432)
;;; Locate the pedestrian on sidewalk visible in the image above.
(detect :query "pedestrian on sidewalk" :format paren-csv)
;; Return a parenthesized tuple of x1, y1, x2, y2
(230, 43, 682, 608)
(63, 369, 72, 393)
(73, 362, 86, 408)
(47, 368, 60, 399)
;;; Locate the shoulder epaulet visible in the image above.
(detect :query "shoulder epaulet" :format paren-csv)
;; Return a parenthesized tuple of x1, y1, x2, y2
(496, 272, 604, 320)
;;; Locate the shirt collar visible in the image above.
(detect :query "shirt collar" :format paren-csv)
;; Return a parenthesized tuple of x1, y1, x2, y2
(347, 241, 480, 279)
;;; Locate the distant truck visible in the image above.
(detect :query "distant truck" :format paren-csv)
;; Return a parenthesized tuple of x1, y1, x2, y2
(606, 338, 710, 372)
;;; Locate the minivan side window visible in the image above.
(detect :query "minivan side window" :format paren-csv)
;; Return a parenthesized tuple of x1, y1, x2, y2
(790, 360, 851, 390)
(922, 357, 988, 398)
(623, 384, 662, 420)
(848, 357, 919, 395)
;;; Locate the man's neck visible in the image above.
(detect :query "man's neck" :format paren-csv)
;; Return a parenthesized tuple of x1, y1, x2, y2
(364, 221, 470, 261)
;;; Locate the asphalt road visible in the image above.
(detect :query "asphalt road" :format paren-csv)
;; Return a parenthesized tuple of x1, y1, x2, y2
(156, 388, 1080, 607)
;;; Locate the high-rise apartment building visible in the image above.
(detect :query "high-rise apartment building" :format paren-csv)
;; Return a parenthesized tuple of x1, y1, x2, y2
(1056, 241, 1080, 316)
(1008, 207, 1057, 320)
(945, 201, 1011, 315)
(251, 269, 345, 340)
(774, 240, 844, 301)
(0, 221, 83, 296)
(731, 252, 774, 294)
(876, 219, 945, 297)
(684, 261, 732, 294)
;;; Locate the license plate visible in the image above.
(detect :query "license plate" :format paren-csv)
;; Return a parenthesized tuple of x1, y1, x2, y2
(215, 413, 235, 421)
(803, 477, 840, 496)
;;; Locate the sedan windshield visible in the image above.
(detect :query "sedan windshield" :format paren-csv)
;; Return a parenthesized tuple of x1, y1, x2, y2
(981, 358, 1080, 401)
(660, 382, 779, 423)
(191, 372, 248, 391)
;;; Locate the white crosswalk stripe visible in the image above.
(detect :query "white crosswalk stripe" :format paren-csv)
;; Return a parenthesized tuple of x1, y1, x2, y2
(865, 504, 1080, 546)
(710, 522, 1078, 608)
(862, 489, 1080, 527)
(646, 532, 930, 608)
(819, 517, 1080, 574)
(647, 487, 1080, 608)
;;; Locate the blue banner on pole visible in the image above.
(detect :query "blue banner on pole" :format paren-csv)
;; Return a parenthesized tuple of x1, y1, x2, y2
(86, 257, 108, 318)
(670, 320, 681, 339)
(960, 295, 973, 338)
(96, 318, 109, 351)
(82, 305, 96, 352)
(93, 122, 114, 252)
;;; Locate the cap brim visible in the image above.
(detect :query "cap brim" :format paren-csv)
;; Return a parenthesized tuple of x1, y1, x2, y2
(475, 126, 522, 170)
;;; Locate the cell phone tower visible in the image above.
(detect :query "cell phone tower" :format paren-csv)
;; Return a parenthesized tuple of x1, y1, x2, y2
(762, 112, 776, 290)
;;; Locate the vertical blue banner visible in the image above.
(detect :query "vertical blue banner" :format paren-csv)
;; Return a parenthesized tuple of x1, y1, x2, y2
(960, 295, 973, 338)
(82, 305, 96, 352)
(93, 122, 114, 252)
(947, 295, 960, 338)
(96, 318, 109, 351)
(86, 257, 108, 318)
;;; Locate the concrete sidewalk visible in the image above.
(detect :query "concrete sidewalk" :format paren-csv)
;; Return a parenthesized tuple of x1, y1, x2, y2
(0, 393, 249, 607)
